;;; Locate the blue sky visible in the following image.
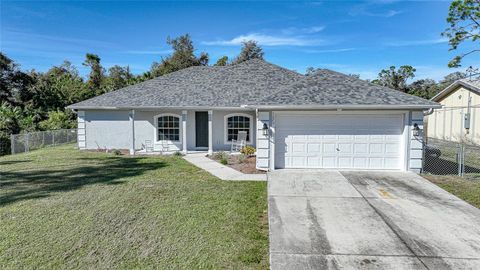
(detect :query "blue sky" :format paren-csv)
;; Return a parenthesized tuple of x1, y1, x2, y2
(1, 1, 478, 81)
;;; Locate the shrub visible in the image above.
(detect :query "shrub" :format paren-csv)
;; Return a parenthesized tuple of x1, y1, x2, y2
(237, 154, 247, 163)
(112, 149, 122, 155)
(240, 145, 255, 156)
(212, 151, 228, 160)
(220, 157, 228, 165)
(173, 151, 183, 156)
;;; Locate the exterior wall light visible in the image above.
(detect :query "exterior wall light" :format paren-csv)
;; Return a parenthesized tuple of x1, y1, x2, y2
(412, 123, 421, 137)
(262, 123, 269, 136)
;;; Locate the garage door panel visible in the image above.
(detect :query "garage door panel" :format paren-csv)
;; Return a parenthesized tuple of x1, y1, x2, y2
(385, 158, 400, 167)
(338, 157, 352, 168)
(275, 113, 404, 170)
(353, 157, 368, 168)
(323, 143, 336, 153)
(322, 156, 336, 167)
(370, 143, 384, 154)
(291, 156, 306, 167)
(307, 156, 320, 167)
(385, 143, 400, 154)
(354, 144, 368, 154)
(307, 143, 321, 153)
(369, 157, 384, 168)
(292, 143, 305, 152)
(337, 143, 352, 153)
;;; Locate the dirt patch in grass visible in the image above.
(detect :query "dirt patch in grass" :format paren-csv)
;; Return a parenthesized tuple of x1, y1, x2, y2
(423, 174, 480, 208)
(209, 154, 266, 174)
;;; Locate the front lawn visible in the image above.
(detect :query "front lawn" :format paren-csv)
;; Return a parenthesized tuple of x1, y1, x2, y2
(0, 145, 268, 269)
(423, 174, 480, 208)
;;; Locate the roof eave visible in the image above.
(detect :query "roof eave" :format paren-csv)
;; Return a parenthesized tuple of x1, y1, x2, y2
(244, 104, 442, 110)
(66, 105, 254, 111)
(431, 80, 480, 102)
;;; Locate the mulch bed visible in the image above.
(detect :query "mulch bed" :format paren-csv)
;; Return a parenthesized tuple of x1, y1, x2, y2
(209, 154, 266, 174)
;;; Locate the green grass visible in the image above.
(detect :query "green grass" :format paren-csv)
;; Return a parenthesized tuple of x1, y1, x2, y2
(0, 145, 268, 269)
(424, 174, 480, 208)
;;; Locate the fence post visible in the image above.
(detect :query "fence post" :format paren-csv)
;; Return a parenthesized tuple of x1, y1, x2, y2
(42, 131, 45, 146)
(25, 133, 29, 153)
(66, 129, 69, 143)
(52, 131, 55, 146)
(461, 144, 465, 177)
(10, 134, 14, 155)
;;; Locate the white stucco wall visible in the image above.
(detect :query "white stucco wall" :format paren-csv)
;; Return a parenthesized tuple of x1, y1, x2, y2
(256, 111, 271, 171)
(408, 111, 424, 173)
(81, 109, 256, 151)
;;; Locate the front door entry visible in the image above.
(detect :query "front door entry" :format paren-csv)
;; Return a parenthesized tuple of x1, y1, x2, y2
(195, 112, 209, 147)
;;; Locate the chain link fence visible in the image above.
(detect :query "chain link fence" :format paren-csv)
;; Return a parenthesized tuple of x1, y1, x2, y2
(423, 137, 480, 180)
(8, 129, 77, 155)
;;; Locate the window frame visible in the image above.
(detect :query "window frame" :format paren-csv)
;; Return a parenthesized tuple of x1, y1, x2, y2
(223, 113, 253, 145)
(154, 113, 181, 142)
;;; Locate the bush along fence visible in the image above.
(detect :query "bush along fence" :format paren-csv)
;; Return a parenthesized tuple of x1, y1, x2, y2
(6, 129, 77, 155)
(423, 137, 480, 180)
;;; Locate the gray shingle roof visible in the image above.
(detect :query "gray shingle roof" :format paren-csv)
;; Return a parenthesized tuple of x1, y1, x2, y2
(68, 59, 303, 108)
(256, 69, 439, 108)
(68, 59, 438, 109)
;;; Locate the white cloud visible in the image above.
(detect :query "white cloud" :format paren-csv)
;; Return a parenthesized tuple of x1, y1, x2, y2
(385, 38, 448, 47)
(349, 2, 402, 18)
(281, 26, 325, 35)
(202, 33, 322, 46)
(371, 10, 402, 17)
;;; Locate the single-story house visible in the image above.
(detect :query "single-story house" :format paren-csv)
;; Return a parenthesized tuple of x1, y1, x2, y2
(67, 59, 440, 172)
(426, 78, 480, 145)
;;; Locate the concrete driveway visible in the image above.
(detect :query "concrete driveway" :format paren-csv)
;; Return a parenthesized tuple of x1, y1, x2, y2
(268, 170, 480, 270)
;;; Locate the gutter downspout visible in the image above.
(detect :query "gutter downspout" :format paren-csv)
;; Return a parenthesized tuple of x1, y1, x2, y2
(423, 108, 434, 116)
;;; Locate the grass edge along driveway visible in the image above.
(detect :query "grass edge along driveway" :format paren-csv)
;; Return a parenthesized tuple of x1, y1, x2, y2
(0, 145, 268, 269)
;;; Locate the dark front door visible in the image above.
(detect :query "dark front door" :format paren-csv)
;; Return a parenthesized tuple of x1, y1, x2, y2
(195, 112, 209, 147)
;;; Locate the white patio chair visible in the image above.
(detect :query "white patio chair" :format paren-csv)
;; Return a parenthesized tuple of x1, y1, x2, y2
(144, 140, 154, 153)
(231, 131, 247, 153)
(157, 140, 170, 154)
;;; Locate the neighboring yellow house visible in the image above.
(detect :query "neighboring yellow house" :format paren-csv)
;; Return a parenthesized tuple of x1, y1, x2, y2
(426, 79, 480, 145)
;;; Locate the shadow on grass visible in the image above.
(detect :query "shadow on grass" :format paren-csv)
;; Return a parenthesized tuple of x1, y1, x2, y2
(0, 156, 167, 206)
(424, 156, 480, 175)
(0, 160, 32, 165)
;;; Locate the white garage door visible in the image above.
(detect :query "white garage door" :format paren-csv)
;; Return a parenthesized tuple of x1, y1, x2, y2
(275, 113, 405, 170)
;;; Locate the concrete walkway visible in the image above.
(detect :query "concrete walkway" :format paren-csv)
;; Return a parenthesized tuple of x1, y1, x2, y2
(183, 153, 266, 181)
(268, 170, 480, 270)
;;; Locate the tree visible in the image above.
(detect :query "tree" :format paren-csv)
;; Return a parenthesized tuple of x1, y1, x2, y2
(407, 79, 439, 99)
(82, 53, 105, 95)
(442, 0, 480, 67)
(0, 53, 34, 106)
(231, 40, 264, 65)
(373, 65, 416, 92)
(439, 71, 467, 88)
(305, 67, 320, 76)
(0, 102, 27, 155)
(38, 110, 76, 130)
(29, 61, 86, 117)
(104, 65, 134, 92)
(150, 34, 209, 77)
(214, 56, 229, 66)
